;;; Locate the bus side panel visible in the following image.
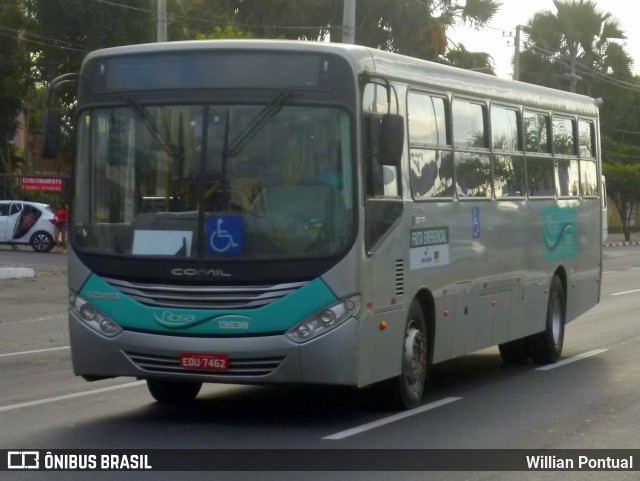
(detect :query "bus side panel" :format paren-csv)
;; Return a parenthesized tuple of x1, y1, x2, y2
(566, 198, 602, 322)
(359, 217, 408, 387)
(432, 295, 455, 363)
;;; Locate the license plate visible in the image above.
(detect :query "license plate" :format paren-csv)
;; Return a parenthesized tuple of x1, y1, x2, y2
(180, 352, 229, 371)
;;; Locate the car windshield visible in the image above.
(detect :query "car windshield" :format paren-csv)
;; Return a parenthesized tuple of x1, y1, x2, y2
(73, 102, 355, 260)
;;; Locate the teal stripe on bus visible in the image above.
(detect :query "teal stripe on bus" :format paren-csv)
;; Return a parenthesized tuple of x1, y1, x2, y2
(79, 275, 338, 335)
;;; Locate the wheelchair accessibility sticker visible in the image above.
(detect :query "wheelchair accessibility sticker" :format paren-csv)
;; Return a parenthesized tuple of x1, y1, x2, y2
(207, 216, 243, 254)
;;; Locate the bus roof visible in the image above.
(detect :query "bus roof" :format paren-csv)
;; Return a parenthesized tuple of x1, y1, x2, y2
(81, 39, 599, 116)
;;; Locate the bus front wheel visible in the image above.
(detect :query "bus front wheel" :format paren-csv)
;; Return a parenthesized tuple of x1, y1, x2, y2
(395, 302, 428, 410)
(146, 379, 202, 404)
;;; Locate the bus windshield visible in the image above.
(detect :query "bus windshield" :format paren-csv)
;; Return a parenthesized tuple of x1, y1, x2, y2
(73, 101, 355, 260)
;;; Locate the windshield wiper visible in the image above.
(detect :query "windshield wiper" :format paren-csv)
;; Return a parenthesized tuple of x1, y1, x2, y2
(122, 94, 184, 166)
(226, 91, 293, 158)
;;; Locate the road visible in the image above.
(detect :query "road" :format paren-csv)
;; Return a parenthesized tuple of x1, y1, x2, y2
(1, 246, 640, 480)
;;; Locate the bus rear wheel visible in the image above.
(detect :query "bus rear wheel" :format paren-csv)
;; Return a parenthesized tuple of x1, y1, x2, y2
(530, 275, 565, 364)
(147, 379, 202, 404)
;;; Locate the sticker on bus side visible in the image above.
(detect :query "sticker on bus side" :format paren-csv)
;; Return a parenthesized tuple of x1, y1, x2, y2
(543, 206, 577, 261)
(409, 226, 450, 270)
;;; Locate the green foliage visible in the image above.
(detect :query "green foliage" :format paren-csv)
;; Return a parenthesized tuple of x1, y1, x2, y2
(197, 25, 254, 40)
(444, 44, 495, 74)
(19, 0, 155, 168)
(602, 134, 640, 240)
(603, 161, 640, 239)
(0, 0, 30, 174)
(520, 0, 633, 94)
(184, 0, 500, 64)
(602, 136, 640, 165)
(27, 0, 153, 83)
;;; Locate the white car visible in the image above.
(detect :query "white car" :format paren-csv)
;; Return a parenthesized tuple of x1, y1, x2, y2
(0, 201, 57, 252)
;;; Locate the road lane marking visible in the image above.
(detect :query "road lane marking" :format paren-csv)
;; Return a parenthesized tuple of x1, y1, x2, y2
(535, 348, 608, 371)
(611, 288, 640, 297)
(322, 397, 462, 440)
(0, 346, 70, 358)
(0, 381, 145, 413)
(1, 313, 67, 325)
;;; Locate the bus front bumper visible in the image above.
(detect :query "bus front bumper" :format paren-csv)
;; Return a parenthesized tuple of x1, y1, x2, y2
(69, 313, 361, 386)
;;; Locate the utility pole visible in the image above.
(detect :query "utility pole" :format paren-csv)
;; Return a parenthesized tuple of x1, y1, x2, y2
(342, 0, 356, 44)
(513, 25, 521, 81)
(157, 0, 167, 43)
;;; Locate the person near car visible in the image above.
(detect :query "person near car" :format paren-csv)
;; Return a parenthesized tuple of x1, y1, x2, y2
(54, 202, 69, 252)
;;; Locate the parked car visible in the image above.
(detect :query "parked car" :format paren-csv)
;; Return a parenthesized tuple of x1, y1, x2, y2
(0, 201, 56, 252)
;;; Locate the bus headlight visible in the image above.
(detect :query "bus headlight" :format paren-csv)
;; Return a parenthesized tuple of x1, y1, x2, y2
(285, 295, 360, 343)
(69, 291, 123, 338)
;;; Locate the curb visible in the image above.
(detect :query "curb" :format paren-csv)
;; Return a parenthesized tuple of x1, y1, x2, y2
(603, 241, 640, 248)
(0, 267, 36, 280)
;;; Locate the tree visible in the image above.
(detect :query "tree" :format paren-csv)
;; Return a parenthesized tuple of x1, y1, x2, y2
(444, 43, 495, 74)
(196, 25, 254, 40)
(0, 0, 30, 186)
(21, 0, 155, 169)
(186, 0, 500, 66)
(519, 0, 633, 94)
(603, 161, 640, 241)
(26, 0, 154, 85)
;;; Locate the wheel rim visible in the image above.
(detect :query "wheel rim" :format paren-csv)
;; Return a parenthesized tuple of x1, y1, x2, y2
(402, 320, 426, 393)
(32, 234, 50, 251)
(550, 293, 563, 345)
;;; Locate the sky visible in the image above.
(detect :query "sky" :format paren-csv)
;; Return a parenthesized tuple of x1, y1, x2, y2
(448, 0, 640, 79)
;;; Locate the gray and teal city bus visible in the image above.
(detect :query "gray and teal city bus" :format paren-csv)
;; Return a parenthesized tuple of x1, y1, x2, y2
(56, 40, 603, 409)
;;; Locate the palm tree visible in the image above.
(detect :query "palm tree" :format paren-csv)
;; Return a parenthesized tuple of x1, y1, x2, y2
(520, 0, 632, 93)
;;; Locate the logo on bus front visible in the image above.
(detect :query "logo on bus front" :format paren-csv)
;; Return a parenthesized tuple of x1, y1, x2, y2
(153, 311, 199, 328)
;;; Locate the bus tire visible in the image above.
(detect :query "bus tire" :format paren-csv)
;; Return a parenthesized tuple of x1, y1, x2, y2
(394, 302, 428, 410)
(146, 379, 202, 404)
(498, 337, 531, 365)
(530, 275, 565, 364)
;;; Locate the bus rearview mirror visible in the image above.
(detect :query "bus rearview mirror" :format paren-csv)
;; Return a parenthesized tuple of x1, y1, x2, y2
(41, 109, 62, 159)
(379, 114, 404, 167)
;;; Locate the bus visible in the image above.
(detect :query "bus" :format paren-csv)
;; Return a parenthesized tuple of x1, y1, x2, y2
(48, 40, 603, 410)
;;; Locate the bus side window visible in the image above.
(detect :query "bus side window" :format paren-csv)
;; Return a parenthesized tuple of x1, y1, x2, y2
(407, 91, 453, 199)
(452, 99, 492, 198)
(552, 116, 579, 198)
(492, 105, 525, 198)
(524, 111, 555, 197)
(579, 120, 598, 197)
